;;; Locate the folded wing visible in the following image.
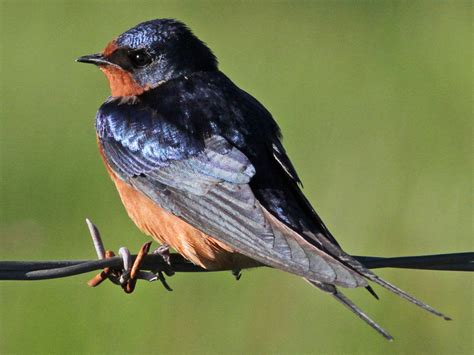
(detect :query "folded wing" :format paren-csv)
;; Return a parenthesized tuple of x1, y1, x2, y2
(102, 131, 368, 287)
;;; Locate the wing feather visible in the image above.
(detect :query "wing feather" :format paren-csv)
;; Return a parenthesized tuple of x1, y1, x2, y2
(110, 135, 368, 287)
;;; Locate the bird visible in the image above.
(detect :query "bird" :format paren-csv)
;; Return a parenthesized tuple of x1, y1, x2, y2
(77, 18, 449, 340)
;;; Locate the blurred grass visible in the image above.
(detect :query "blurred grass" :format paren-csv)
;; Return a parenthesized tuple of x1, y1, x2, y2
(0, 1, 472, 354)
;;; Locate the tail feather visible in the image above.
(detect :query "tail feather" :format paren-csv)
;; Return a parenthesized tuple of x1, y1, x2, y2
(308, 279, 393, 341)
(364, 274, 451, 320)
(315, 234, 450, 320)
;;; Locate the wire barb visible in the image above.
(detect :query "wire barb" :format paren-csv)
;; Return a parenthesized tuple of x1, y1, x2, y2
(86, 218, 105, 260)
(84, 220, 167, 293)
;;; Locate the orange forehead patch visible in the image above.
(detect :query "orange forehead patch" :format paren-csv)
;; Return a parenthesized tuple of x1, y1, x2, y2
(100, 66, 145, 97)
(103, 40, 118, 56)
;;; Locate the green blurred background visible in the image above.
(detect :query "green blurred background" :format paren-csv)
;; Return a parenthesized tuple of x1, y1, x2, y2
(0, 1, 472, 354)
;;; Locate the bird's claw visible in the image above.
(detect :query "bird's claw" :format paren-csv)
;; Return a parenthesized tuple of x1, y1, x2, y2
(155, 270, 173, 291)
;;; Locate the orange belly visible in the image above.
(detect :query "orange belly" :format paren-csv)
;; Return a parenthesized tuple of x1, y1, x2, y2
(98, 143, 259, 270)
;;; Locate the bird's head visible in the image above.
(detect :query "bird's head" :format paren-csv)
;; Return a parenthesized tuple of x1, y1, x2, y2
(77, 19, 218, 97)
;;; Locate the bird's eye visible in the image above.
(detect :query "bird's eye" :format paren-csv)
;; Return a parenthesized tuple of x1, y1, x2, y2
(128, 50, 152, 68)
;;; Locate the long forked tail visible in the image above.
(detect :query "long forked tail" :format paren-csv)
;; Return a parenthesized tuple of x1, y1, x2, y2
(308, 280, 394, 341)
(363, 273, 451, 320)
(307, 268, 451, 340)
(315, 233, 452, 319)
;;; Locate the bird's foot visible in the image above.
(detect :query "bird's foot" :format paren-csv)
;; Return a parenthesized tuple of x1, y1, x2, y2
(153, 244, 172, 266)
(151, 244, 174, 291)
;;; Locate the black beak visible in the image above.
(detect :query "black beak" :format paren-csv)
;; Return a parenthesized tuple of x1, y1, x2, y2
(76, 53, 110, 66)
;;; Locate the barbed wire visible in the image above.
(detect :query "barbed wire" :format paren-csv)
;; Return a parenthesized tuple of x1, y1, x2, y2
(1, 219, 472, 292)
(1, 251, 472, 280)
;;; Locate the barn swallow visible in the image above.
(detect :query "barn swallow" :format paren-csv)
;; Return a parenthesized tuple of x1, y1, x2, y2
(77, 19, 449, 340)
